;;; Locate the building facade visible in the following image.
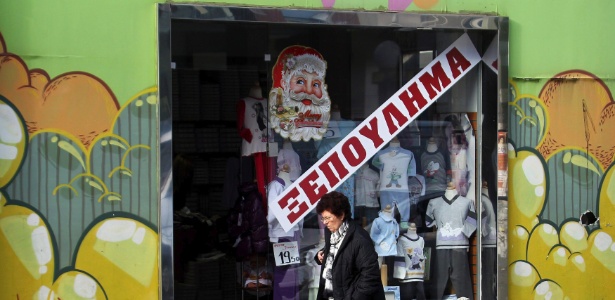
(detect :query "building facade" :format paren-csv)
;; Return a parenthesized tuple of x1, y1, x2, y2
(0, 1, 613, 299)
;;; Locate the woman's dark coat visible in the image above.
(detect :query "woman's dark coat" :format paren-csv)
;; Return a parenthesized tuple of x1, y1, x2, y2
(314, 221, 385, 300)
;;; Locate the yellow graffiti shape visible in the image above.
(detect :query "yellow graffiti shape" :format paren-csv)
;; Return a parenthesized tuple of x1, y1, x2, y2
(49, 270, 107, 300)
(527, 223, 559, 272)
(589, 231, 615, 274)
(560, 221, 588, 253)
(509, 261, 540, 298)
(599, 164, 615, 237)
(509, 150, 547, 229)
(510, 225, 530, 262)
(0, 100, 26, 187)
(0, 205, 54, 300)
(533, 280, 565, 300)
(75, 218, 158, 299)
(0, 192, 5, 214)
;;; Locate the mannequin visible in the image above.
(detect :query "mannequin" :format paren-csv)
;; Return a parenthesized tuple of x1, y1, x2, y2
(426, 137, 438, 152)
(277, 165, 291, 185)
(372, 137, 416, 224)
(330, 104, 342, 121)
(382, 205, 394, 218)
(421, 137, 451, 195)
(406, 222, 419, 238)
(395, 222, 426, 300)
(248, 81, 263, 99)
(408, 120, 421, 147)
(237, 82, 271, 200)
(355, 163, 380, 224)
(390, 136, 401, 148)
(267, 164, 301, 242)
(371, 205, 400, 261)
(445, 114, 472, 198)
(444, 182, 458, 199)
(407, 174, 426, 226)
(277, 140, 301, 181)
(267, 163, 302, 300)
(425, 182, 476, 300)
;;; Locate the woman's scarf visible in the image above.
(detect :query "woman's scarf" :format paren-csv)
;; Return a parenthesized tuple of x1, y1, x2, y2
(322, 221, 349, 298)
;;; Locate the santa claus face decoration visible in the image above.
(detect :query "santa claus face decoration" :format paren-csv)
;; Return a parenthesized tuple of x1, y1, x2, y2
(269, 45, 331, 142)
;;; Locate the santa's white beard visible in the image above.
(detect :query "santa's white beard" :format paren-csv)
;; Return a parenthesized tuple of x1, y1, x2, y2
(270, 90, 331, 142)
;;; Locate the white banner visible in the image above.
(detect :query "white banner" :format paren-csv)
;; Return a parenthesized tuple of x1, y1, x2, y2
(271, 33, 482, 231)
(482, 36, 498, 74)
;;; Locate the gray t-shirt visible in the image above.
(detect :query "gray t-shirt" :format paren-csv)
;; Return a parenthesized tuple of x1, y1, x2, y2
(425, 194, 476, 249)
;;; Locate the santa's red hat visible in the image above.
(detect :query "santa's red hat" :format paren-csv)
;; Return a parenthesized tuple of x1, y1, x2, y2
(271, 45, 327, 90)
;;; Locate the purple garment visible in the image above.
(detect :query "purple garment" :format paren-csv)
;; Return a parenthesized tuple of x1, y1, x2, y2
(228, 182, 269, 260)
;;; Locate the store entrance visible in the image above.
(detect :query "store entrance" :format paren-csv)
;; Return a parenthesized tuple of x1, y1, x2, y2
(159, 5, 507, 300)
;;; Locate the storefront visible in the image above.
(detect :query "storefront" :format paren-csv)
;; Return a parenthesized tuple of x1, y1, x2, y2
(4, 1, 614, 299)
(160, 5, 508, 299)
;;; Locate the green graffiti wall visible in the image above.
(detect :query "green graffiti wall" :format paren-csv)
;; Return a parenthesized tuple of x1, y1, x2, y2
(0, 0, 614, 299)
(507, 71, 615, 299)
(0, 32, 159, 298)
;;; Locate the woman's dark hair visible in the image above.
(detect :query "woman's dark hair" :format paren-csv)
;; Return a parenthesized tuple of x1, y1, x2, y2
(315, 191, 351, 220)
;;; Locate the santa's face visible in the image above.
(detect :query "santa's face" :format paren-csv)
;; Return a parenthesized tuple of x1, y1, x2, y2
(285, 68, 329, 109)
(289, 70, 323, 103)
(268, 49, 332, 142)
(283, 71, 330, 134)
(269, 69, 331, 142)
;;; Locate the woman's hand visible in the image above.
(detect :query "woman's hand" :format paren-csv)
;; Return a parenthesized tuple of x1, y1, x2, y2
(317, 250, 325, 264)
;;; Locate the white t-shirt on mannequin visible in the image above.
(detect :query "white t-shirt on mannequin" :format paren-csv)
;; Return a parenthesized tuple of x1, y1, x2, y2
(395, 223, 426, 282)
(267, 169, 302, 242)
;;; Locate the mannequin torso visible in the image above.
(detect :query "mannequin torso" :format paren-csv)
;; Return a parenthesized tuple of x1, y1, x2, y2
(406, 223, 419, 239)
(267, 164, 301, 239)
(330, 110, 341, 121)
(389, 137, 401, 155)
(248, 82, 263, 99)
(371, 204, 399, 256)
(426, 139, 438, 153)
(444, 183, 458, 199)
(277, 167, 291, 187)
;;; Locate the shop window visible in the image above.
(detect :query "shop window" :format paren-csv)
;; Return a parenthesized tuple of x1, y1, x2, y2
(161, 5, 507, 300)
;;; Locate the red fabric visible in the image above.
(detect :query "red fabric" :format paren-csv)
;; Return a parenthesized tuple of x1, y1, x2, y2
(254, 152, 267, 210)
(236, 100, 253, 142)
(252, 153, 278, 213)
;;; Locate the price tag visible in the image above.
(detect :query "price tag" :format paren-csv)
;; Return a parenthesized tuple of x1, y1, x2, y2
(272, 241, 300, 266)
